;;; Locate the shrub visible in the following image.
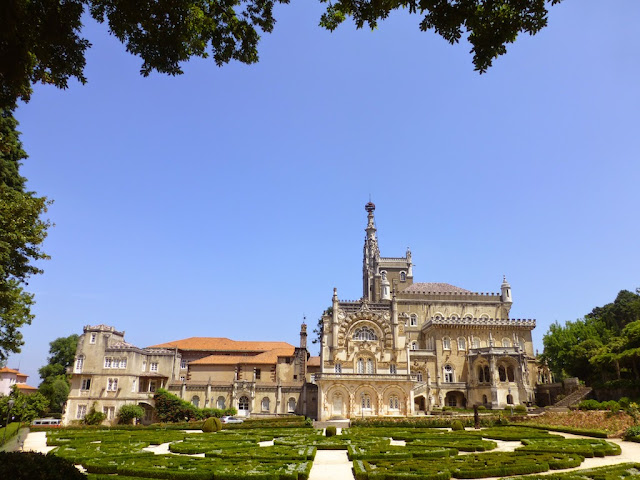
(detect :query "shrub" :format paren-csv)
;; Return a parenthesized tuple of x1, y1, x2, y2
(154, 389, 198, 422)
(451, 420, 464, 431)
(0, 452, 86, 480)
(476, 406, 486, 412)
(118, 404, 144, 424)
(602, 400, 621, 413)
(202, 417, 222, 432)
(84, 404, 106, 425)
(326, 426, 337, 437)
(623, 425, 640, 440)
(514, 405, 527, 414)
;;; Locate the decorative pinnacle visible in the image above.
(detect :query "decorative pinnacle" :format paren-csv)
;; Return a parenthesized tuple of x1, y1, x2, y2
(365, 201, 376, 213)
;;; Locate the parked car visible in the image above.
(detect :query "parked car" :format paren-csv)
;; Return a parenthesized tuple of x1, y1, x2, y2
(31, 418, 62, 427)
(220, 416, 243, 424)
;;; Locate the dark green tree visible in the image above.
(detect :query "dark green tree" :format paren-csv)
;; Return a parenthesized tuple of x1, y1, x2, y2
(320, 0, 563, 73)
(542, 289, 640, 384)
(38, 334, 78, 413)
(0, 386, 49, 424)
(1, 0, 564, 110)
(0, 110, 50, 364)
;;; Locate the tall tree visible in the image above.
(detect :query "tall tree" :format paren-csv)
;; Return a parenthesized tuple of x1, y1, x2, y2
(38, 335, 78, 413)
(0, 109, 50, 363)
(542, 289, 640, 384)
(1, 0, 563, 110)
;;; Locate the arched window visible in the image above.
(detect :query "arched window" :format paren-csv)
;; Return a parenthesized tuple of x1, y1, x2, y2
(416, 371, 423, 382)
(217, 396, 226, 409)
(411, 341, 418, 350)
(390, 363, 397, 374)
(400, 271, 406, 282)
(502, 338, 511, 347)
(191, 396, 200, 408)
(353, 326, 377, 341)
(288, 397, 296, 413)
(477, 366, 484, 383)
(506, 394, 514, 405)
(457, 337, 466, 351)
(442, 337, 451, 350)
(498, 366, 507, 382)
(444, 365, 454, 383)
(75, 355, 84, 373)
(507, 366, 515, 382)
(361, 394, 371, 409)
(482, 394, 488, 404)
(334, 363, 342, 373)
(357, 358, 364, 373)
(484, 366, 490, 383)
(472, 337, 480, 348)
(261, 397, 270, 411)
(238, 396, 250, 411)
(366, 358, 374, 374)
(389, 395, 399, 410)
(410, 314, 417, 326)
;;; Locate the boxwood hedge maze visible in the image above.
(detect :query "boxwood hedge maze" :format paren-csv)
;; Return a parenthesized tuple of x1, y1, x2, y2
(42, 423, 639, 480)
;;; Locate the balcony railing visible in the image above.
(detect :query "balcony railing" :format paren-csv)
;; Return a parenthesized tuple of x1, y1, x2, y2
(314, 373, 417, 382)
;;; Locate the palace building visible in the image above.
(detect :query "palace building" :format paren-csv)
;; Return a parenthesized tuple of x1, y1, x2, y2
(315, 202, 537, 420)
(63, 203, 537, 424)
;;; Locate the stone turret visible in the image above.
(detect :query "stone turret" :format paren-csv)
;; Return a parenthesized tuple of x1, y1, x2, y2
(501, 276, 513, 305)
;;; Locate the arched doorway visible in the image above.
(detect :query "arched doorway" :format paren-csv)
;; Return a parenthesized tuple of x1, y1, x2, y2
(444, 391, 466, 408)
(238, 395, 250, 416)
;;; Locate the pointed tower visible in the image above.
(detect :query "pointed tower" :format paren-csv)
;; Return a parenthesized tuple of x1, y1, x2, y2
(363, 201, 380, 301)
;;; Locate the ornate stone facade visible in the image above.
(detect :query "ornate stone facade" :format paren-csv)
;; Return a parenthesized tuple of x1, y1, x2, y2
(316, 203, 537, 420)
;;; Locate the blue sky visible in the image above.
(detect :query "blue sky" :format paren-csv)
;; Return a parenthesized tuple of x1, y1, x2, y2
(9, 1, 640, 383)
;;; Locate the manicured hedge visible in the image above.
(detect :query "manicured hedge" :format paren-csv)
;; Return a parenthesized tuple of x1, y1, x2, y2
(507, 422, 609, 438)
(0, 452, 86, 480)
(351, 451, 586, 480)
(517, 438, 621, 457)
(502, 462, 640, 480)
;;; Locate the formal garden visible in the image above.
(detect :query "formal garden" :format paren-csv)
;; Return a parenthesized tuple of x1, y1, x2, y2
(2, 414, 640, 480)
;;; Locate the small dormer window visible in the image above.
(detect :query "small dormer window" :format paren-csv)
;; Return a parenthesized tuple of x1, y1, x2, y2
(90, 333, 97, 344)
(400, 271, 406, 282)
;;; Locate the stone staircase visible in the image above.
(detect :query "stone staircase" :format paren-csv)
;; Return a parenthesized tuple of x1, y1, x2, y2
(547, 386, 593, 411)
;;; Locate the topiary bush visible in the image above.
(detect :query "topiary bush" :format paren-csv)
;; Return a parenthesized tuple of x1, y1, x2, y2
(514, 404, 527, 414)
(202, 416, 222, 432)
(451, 420, 464, 431)
(325, 425, 337, 437)
(118, 404, 144, 424)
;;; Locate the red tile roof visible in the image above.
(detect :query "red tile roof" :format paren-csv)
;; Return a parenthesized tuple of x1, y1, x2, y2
(148, 337, 294, 352)
(190, 347, 295, 366)
(16, 384, 38, 391)
(307, 356, 321, 367)
(0, 366, 28, 377)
